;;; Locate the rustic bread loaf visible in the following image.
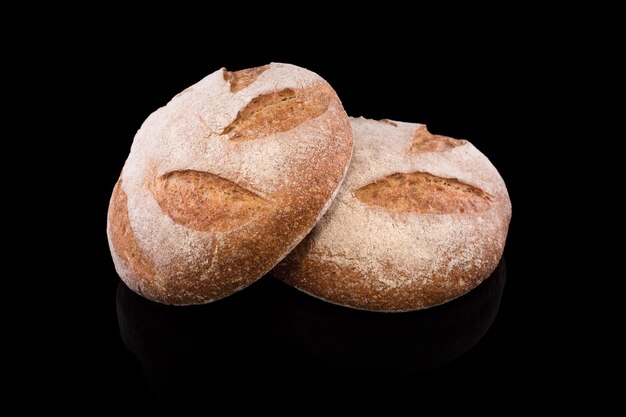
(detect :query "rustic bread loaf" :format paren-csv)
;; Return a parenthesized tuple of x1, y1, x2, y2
(107, 63, 353, 305)
(272, 117, 511, 312)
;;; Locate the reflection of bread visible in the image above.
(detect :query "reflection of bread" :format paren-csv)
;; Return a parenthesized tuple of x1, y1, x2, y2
(273, 117, 511, 312)
(115, 280, 281, 383)
(279, 260, 506, 373)
(115, 279, 298, 410)
(107, 63, 353, 305)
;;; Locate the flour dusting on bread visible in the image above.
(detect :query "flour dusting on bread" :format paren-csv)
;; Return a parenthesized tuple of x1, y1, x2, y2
(274, 117, 511, 312)
(108, 63, 353, 304)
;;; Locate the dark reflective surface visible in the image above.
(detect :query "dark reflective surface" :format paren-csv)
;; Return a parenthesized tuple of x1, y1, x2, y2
(117, 260, 505, 410)
(278, 260, 507, 374)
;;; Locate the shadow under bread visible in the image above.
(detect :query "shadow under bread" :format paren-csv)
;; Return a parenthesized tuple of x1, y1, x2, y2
(116, 259, 505, 407)
(271, 259, 506, 375)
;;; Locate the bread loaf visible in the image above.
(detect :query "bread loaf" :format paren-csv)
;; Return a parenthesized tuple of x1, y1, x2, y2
(107, 63, 353, 305)
(272, 117, 511, 312)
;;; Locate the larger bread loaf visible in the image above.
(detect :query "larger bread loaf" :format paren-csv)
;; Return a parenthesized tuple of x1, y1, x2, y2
(107, 63, 353, 305)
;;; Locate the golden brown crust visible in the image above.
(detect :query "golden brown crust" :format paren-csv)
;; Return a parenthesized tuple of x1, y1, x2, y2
(409, 125, 465, 152)
(223, 65, 269, 93)
(107, 180, 157, 298)
(222, 85, 332, 142)
(276, 247, 502, 312)
(354, 172, 493, 214)
(107, 63, 353, 305)
(272, 117, 511, 312)
(152, 170, 272, 232)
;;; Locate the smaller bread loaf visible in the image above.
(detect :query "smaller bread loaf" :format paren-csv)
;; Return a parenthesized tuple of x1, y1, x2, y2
(107, 63, 353, 305)
(272, 117, 511, 312)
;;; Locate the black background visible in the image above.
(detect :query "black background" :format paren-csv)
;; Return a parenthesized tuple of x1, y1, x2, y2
(48, 38, 575, 413)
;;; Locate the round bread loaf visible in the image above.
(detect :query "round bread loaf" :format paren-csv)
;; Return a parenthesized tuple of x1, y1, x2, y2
(107, 63, 353, 305)
(272, 117, 511, 312)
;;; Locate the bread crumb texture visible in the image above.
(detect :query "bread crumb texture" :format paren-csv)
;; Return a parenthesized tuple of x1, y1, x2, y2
(222, 86, 332, 142)
(355, 172, 493, 214)
(273, 117, 511, 312)
(152, 170, 272, 233)
(107, 63, 353, 305)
